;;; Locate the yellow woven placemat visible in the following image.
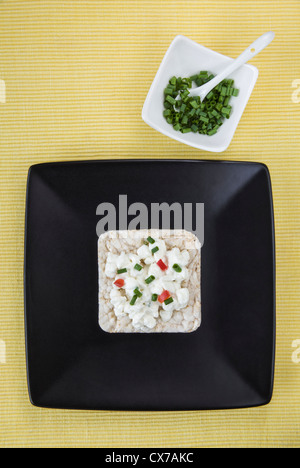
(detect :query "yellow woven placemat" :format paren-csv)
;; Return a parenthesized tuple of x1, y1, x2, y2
(0, 0, 299, 448)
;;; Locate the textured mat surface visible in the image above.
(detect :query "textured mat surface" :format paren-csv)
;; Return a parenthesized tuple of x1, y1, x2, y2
(0, 0, 299, 448)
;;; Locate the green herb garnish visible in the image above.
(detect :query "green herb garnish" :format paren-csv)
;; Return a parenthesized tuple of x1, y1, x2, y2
(117, 268, 127, 274)
(172, 264, 182, 273)
(130, 295, 138, 306)
(133, 287, 142, 297)
(163, 72, 239, 136)
(145, 275, 155, 284)
(164, 297, 174, 305)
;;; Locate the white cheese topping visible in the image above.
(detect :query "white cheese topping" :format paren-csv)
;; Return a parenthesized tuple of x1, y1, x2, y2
(106, 237, 190, 330)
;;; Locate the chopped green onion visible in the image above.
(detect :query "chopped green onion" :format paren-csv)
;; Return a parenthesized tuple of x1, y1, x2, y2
(151, 246, 159, 254)
(151, 294, 158, 301)
(164, 297, 174, 305)
(163, 109, 172, 118)
(162, 72, 239, 136)
(117, 268, 127, 274)
(200, 115, 209, 123)
(190, 100, 199, 109)
(145, 275, 155, 284)
(134, 263, 143, 271)
(181, 115, 188, 125)
(134, 287, 142, 297)
(165, 95, 176, 106)
(130, 295, 138, 306)
(147, 236, 155, 244)
(164, 87, 174, 96)
(172, 263, 182, 273)
(221, 106, 231, 114)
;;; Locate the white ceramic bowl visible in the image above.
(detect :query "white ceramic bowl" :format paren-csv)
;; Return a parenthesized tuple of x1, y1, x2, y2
(142, 35, 259, 153)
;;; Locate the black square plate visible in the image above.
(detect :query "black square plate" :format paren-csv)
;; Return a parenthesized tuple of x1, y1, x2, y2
(24, 160, 275, 410)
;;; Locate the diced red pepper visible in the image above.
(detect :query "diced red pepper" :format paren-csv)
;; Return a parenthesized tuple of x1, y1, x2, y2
(114, 278, 125, 288)
(158, 290, 171, 303)
(157, 259, 168, 271)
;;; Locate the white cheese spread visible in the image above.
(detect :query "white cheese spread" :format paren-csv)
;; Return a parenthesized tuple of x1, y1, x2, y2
(105, 237, 190, 331)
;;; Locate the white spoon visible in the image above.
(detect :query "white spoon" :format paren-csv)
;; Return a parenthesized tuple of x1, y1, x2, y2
(188, 31, 275, 101)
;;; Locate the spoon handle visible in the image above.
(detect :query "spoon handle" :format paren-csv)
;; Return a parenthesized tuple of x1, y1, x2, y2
(190, 31, 275, 99)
